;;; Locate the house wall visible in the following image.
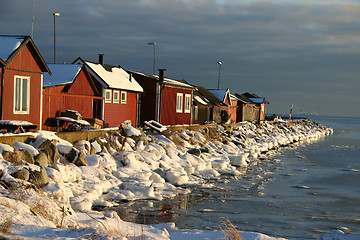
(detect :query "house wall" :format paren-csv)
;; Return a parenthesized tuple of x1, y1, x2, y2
(1, 44, 43, 129)
(131, 74, 157, 125)
(160, 87, 192, 126)
(192, 106, 210, 124)
(42, 67, 103, 130)
(259, 103, 266, 121)
(243, 104, 259, 122)
(103, 89, 139, 127)
(236, 102, 244, 122)
(229, 99, 237, 123)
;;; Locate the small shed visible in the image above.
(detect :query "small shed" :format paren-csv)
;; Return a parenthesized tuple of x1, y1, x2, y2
(0, 35, 51, 131)
(208, 89, 232, 123)
(74, 57, 143, 127)
(130, 71, 196, 126)
(195, 86, 228, 124)
(42, 64, 103, 130)
(242, 92, 269, 121)
(234, 94, 259, 122)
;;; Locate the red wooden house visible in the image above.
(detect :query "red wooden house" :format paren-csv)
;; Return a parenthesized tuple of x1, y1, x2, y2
(42, 64, 103, 130)
(74, 57, 143, 128)
(129, 70, 196, 126)
(0, 35, 51, 130)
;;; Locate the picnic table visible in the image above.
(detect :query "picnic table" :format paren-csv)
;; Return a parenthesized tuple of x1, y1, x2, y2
(0, 120, 37, 133)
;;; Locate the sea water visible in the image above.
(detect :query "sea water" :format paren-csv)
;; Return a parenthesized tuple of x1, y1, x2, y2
(117, 116, 360, 240)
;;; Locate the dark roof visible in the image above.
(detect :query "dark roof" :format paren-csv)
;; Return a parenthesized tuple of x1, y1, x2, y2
(193, 90, 213, 107)
(128, 70, 196, 90)
(196, 86, 226, 107)
(240, 92, 269, 104)
(0, 35, 51, 74)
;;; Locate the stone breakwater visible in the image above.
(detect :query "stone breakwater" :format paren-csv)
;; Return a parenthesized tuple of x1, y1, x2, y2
(0, 119, 333, 213)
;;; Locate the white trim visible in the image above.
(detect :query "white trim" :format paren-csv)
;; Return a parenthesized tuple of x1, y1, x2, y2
(121, 91, 127, 104)
(113, 90, 120, 104)
(13, 75, 30, 114)
(184, 94, 191, 113)
(176, 93, 183, 113)
(105, 89, 112, 103)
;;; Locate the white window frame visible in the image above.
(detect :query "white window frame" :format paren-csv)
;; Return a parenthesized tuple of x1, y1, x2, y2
(13, 76, 30, 114)
(121, 91, 127, 104)
(176, 93, 183, 113)
(113, 90, 120, 104)
(105, 89, 112, 103)
(184, 94, 191, 113)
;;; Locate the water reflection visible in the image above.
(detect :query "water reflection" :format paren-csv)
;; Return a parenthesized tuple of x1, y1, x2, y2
(115, 193, 195, 224)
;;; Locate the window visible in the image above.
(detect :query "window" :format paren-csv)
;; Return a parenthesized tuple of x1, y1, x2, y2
(121, 91, 127, 104)
(14, 76, 30, 114)
(105, 89, 112, 103)
(176, 93, 183, 113)
(113, 90, 120, 104)
(184, 94, 191, 113)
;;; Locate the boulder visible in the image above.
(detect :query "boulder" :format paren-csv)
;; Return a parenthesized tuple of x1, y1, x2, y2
(130, 132, 149, 145)
(67, 148, 88, 166)
(187, 148, 201, 157)
(34, 152, 49, 167)
(2, 148, 22, 165)
(11, 167, 30, 181)
(38, 140, 60, 164)
(29, 166, 49, 187)
(19, 149, 34, 164)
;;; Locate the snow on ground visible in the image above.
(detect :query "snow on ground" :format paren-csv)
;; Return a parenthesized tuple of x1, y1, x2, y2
(0, 119, 353, 240)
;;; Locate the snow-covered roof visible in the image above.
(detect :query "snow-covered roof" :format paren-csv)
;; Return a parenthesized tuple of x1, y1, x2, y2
(249, 98, 265, 104)
(85, 61, 143, 92)
(163, 78, 194, 89)
(208, 89, 228, 102)
(0, 36, 26, 61)
(194, 95, 209, 105)
(43, 64, 82, 87)
(130, 71, 195, 90)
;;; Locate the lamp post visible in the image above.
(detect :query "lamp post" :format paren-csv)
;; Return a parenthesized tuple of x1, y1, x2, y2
(148, 42, 156, 75)
(53, 12, 60, 64)
(217, 61, 222, 90)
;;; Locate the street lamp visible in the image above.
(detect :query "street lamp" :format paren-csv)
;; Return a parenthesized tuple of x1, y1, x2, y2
(217, 61, 222, 90)
(148, 42, 156, 75)
(53, 12, 60, 64)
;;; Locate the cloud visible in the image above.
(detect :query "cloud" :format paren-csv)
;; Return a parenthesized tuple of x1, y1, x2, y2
(1, 0, 360, 116)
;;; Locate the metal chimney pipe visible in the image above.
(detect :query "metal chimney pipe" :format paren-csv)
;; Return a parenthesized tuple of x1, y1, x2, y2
(98, 54, 104, 65)
(158, 69, 166, 86)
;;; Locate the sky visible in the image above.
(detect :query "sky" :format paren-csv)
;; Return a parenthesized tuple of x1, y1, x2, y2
(1, 0, 360, 117)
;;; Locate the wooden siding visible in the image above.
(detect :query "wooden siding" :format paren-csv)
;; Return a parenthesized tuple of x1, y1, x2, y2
(1, 44, 43, 128)
(131, 73, 157, 125)
(229, 99, 237, 123)
(160, 87, 192, 126)
(42, 67, 103, 130)
(103, 89, 139, 127)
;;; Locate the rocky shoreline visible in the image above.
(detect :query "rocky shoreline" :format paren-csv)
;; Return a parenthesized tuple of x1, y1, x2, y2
(0, 119, 334, 239)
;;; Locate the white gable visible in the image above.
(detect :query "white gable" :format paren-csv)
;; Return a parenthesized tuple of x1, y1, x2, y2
(85, 61, 143, 92)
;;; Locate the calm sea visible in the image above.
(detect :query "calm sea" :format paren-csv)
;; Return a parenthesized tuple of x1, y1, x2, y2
(117, 116, 360, 240)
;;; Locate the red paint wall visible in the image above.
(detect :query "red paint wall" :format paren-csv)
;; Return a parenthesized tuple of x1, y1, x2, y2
(103, 89, 139, 127)
(42, 67, 103, 130)
(1, 44, 43, 128)
(229, 99, 237, 123)
(161, 87, 192, 126)
(131, 73, 157, 124)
